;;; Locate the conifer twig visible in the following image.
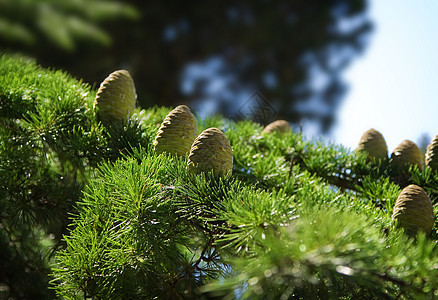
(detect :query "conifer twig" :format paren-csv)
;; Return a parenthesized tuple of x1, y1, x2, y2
(188, 233, 214, 275)
(288, 155, 294, 179)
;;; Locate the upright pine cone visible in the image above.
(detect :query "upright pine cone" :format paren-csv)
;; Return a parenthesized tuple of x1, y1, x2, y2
(261, 120, 291, 135)
(356, 128, 388, 160)
(153, 105, 198, 157)
(187, 127, 233, 176)
(392, 185, 434, 236)
(390, 140, 424, 170)
(93, 70, 136, 127)
(425, 134, 438, 170)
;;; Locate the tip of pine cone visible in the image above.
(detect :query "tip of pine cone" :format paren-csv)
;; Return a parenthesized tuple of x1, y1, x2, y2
(153, 105, 198, 157)
(261, 120, 291, 135)
(93, 69, 136, 127)
(356, 128, 388, 160)
(187, 127, 233, 177)
(390, 140, 424, 170)
(392, 184, 434, 236)
(425, 134, 438, 169)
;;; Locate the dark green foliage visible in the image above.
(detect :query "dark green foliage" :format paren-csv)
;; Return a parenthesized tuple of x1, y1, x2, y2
(0, 54, 150, 298)
(3, 54, 438, 299)
(0, 0, 138, 51)
(54, 153, 185, 298)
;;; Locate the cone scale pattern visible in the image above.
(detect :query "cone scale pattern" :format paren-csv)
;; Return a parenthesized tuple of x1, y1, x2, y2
(390, 140, 424, 170)
(153, 105, 198, 157)
(425, 134, 438, 170)
(93, 70, 136, 127)
(261, 120, 291, 135)
(187, 127, 233, 176)
(356, 128, 388, 160)
(392, 185, 434, 236)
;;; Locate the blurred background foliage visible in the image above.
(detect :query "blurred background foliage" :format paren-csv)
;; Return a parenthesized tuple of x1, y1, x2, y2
(0, 0, 372, 132)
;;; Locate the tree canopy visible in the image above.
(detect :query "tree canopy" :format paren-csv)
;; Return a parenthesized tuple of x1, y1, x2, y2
(1, 0, 372, 132)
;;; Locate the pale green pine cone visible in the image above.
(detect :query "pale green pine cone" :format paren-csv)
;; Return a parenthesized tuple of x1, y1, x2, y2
(261, 120, 291, 135)
(153, 105, 198, 157)
(356, 128, 388, 160)
(187, 127, 233, 177)
(93, 70, 136, 127)
(390, 140, 424, 170)
(392, 184, 434, 236)
(425, 134, 438, 170)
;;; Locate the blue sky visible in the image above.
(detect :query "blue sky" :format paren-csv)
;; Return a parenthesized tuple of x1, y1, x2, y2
(333, 1, 438, 152)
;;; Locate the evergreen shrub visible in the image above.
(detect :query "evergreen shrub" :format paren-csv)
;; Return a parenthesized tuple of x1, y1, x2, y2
(1, 54, 438, 299)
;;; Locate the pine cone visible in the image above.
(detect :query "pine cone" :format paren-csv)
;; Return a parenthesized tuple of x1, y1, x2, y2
(261, 120, 291, 135)
(153, 105, 198, 157)
(93, 70, 136, 127)
(425, 134, 438, 170)
(187, 127, 233, 176)
(392, 185, 434, 236)
(390, 140, 424, 170)
(356, 128, 388, 160)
